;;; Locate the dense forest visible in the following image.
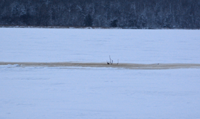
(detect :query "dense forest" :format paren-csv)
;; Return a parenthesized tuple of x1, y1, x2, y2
(0, 0, 200, 29)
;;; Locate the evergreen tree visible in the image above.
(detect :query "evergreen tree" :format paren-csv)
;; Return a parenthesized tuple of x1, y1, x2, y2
(84, 14, 93, 27)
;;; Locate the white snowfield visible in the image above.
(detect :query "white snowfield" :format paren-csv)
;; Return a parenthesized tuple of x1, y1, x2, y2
(0, 28, 200, 119)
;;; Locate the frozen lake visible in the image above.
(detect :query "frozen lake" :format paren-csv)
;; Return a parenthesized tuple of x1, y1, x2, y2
(0, 28, 200, 63)
(1, 28, 200, 119)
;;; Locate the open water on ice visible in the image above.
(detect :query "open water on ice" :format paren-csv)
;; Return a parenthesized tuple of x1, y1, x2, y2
(0, 28, 200, 119)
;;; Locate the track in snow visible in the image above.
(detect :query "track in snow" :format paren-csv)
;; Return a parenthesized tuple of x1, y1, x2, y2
(1, 62, 200, 69)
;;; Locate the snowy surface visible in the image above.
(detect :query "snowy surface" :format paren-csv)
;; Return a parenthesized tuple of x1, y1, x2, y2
(1, 28, 200, 119)
(0, 28, 200, 63)
(1, 66, 200, 119)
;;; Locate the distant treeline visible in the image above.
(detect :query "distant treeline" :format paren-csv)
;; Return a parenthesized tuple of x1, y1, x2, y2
(0, 0, 200, 29)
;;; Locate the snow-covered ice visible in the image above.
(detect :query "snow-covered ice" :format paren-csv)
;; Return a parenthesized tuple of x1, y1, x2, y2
(0, 28, 200, 63)
(1, 66, 200, 119)
(0, 28, 200, 119)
